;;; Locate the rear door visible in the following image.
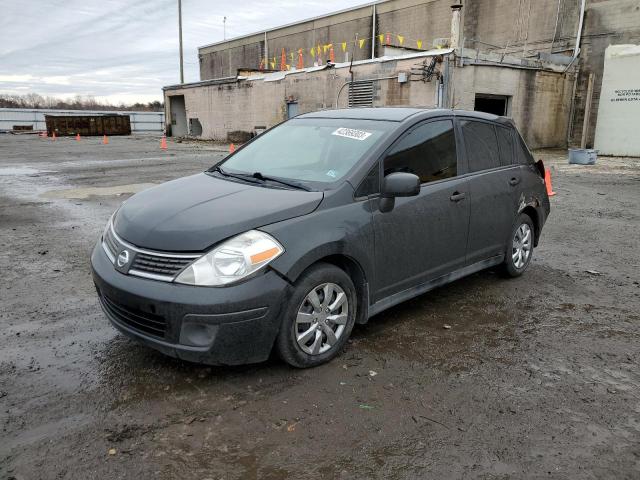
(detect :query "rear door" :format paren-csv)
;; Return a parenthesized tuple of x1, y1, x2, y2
(371, 118, 470, 301)
(459, 118, 520, 265)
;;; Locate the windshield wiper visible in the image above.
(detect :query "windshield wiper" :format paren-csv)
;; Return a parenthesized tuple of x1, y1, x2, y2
(251, 172, 311, 191)
(210, 166, 310, 191)
(210, 166, 262, 185)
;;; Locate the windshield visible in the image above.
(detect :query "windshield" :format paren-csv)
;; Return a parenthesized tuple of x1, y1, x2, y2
(215, 118, 393, 188)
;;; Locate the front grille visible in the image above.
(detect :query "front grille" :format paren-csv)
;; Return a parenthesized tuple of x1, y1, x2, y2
(100, 293, 167, 338)
(131, 253, 194, 277)
(103, 227, 119, 260)
(101, 222, 199, 282)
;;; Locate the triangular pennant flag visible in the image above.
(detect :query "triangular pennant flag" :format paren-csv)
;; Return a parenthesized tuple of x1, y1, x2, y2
(417, 39, 423, 49)
(341, 42, 347, 52)
(297, 48, 304, 69)
(397, 35, 404, 45)
(378, 34, 384, 45)
(359, 38, 365, 49)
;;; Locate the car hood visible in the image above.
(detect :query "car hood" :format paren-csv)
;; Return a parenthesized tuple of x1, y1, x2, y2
(113, 173, 323, 251)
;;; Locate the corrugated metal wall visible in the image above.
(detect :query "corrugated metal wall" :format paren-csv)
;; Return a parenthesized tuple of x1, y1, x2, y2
(0, 108, 164, 133)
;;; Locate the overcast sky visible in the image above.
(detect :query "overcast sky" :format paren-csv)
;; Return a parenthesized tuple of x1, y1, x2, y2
(0, 0, 372, 104)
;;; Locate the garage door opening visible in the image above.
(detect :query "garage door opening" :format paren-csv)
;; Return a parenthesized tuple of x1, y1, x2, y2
(169, 95, 187, 137)
(474, 94, 511, 117)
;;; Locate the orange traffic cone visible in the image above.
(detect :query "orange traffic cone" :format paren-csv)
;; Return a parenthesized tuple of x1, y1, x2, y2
(75, 133, 81, 142)
(544, 168, 556, 197)
(229, 143, 235, 153)
(160, 135, 167, 150)
(103, 134, 109, 145)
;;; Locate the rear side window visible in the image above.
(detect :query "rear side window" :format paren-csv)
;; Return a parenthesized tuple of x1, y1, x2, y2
(384, 120, 457, 183)
(514, 131, 535, 165)
(496, 126, 514, 166)
(460, 120, 500, 172)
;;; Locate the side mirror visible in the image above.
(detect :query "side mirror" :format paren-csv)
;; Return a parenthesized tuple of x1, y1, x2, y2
(382, 172, 420, 198)
(379, 172, 420, 213)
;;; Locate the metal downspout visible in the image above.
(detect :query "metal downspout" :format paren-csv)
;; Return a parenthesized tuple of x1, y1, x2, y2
(565, 0, 586, 145)
(564, 0, 586, 74)
(371, 4, 376, 60)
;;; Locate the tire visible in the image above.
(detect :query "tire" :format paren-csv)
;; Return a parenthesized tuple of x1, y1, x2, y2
(276, 263, 357, 368)
(502, 213, 535, 277)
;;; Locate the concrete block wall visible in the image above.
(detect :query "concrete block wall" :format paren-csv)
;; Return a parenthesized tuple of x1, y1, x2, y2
(167, 56, 438, 141)
(375, 0, 452, 50)
(463, 0, 580, 55)
(198, 0, 452, 80)
(453, 65, 572, 148)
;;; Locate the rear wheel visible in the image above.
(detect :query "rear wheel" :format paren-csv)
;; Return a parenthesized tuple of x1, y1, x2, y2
(503, 213, 534, 277)
(276, 263, 356, 368)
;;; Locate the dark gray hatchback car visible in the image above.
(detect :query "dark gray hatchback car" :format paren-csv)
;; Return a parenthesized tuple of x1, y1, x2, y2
(92, 108, 550, 368)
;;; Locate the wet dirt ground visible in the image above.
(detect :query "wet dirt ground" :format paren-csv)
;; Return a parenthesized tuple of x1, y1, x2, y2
(1, 134, 639, 479)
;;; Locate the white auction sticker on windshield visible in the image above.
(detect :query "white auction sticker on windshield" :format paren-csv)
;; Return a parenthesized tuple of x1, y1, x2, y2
(332, 127, 373, 141)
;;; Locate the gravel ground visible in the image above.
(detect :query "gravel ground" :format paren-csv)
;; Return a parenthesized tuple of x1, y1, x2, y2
(1, 134, 639, 479)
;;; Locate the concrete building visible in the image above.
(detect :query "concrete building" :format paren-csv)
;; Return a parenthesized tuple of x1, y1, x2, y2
(163, 0, 640, 150)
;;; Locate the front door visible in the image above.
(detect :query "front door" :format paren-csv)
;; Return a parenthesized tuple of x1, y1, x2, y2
(372, 119, 470, 302)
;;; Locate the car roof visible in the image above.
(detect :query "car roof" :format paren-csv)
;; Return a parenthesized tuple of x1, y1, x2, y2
(298, 107, 512, 124)
(298, 107, 439, 122)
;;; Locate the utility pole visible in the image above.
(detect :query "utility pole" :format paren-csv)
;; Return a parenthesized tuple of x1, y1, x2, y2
(178, 0, 184, 84)
(223, 16, 227, 40)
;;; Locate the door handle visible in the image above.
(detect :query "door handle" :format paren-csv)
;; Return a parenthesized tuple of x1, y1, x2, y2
(509, 177, 521, 186)
(450, 191, 466, 202)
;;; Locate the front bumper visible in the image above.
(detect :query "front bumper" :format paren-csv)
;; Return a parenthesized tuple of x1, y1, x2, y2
(91, 242, 291, 365)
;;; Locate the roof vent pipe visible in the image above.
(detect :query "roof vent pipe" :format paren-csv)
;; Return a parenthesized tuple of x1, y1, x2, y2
(450, 3, 463, 50)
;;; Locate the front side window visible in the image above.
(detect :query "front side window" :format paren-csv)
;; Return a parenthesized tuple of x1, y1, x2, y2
(217, 118, 393, 189)
(354, 163, 380, 198)
(383, 120, 457, 183)
(460, 120, 500, 172)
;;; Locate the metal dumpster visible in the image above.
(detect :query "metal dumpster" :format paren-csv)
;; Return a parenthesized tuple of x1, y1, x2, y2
(45, 114, 131, 136)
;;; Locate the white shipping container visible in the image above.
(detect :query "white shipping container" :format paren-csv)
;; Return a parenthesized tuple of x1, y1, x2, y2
(0, 108, 164, 134)
(594, 45, 640, 157)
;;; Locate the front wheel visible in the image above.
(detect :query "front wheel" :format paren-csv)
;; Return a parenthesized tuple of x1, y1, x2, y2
(502, 213, 535, 277)
(276, 263, 356, 368)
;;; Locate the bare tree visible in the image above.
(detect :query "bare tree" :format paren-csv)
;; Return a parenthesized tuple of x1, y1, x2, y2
(0, 93, 163, 111)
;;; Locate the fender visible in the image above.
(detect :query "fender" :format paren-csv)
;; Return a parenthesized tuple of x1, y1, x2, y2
(516, 190, 547, 246)
(260, 200, 375, 288)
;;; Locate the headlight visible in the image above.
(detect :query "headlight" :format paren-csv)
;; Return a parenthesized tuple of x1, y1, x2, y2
(175, 230, 284, 286)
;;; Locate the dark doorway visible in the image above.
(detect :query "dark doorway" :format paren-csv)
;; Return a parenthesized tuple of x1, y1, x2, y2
(474, 94, 510, 116)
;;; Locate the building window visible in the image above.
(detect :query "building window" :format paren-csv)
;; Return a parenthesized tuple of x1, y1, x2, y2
(474, 94, 511, 117)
